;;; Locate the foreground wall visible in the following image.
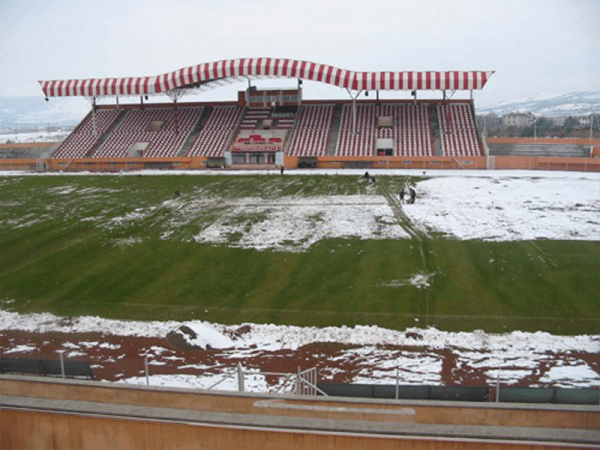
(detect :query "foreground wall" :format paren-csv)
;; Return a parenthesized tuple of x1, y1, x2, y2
(1, 376, 599, 450)
(5, 408, 596, 450)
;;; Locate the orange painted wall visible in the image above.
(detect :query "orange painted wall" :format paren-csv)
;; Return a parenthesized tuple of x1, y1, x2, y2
(0, 159, 40, 170)
(0, 142, 54, 149)
(1, 156, 599, 172)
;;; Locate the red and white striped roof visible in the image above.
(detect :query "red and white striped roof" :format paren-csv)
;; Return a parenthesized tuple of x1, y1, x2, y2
(39, 58, 493, 97)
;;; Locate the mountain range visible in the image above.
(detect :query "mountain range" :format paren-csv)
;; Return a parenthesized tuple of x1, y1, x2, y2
(0, 97, 90, 131)
(477, 90, 600, 117)
(1, 90, 598, 131)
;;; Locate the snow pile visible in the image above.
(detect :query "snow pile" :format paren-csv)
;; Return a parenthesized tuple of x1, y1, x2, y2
(2, 309, 598, 390)
(1, 309, 597, 354)
(0, 310, 180, 337)
(174, 323, 235, 350)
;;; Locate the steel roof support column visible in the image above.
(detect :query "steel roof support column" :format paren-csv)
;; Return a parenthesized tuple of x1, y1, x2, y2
(173, 97, 179, 134)
(85, 96, 98, 137)
(346, 89, 363, 135)
(166, 89, 186, 135)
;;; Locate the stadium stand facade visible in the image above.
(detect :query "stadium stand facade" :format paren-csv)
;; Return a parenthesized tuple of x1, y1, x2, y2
(52, 109, 121, 158)
(187, 106, 243, 157)
(92, 106, 202, 158)
(438, 103, 481, 156)
(288, 104, 334, 157)
(37, 58, 494, 166)
(47, 99, 485, 162)
(24, 57, 593, 171)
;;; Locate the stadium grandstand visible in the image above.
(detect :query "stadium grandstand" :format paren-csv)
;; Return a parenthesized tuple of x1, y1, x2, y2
(36, 58, 498, 169)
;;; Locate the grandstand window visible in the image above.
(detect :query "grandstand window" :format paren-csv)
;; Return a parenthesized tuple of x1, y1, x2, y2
(232, 154, 245, 165)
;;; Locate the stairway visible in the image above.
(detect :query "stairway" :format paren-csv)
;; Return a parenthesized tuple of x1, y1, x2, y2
(327, 103, 344, 155)
(179, 107, 212, 156)
(430, 104, 442, 156)
(86, 110, 126, 157)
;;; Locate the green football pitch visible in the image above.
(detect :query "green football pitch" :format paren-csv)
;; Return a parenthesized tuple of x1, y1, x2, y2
(0, 174, 598, 334)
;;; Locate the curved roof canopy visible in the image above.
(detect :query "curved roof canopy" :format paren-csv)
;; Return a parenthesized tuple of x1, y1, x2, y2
(39, 58, 494, 98)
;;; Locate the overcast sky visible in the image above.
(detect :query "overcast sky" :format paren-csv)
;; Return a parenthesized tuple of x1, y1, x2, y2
(1, 0, 598, 108)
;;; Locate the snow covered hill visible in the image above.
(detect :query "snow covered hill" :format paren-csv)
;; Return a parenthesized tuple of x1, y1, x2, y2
(0, 96, 88, 131)
(478, 90, 600, 117)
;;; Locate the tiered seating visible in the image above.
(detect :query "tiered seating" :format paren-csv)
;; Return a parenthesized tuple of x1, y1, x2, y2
(335, 103, 433, 157)
(395, 104, 434, 156)
(276, 118, 295, 128)
(94, 107, 202, 158)
(52, 109, 121, 158)
(336, 104, 377, 156)
(239, 108, 270, 129)
(187, 106, 243, 157)
(288, 104, 334, 156)
(438, 103, 481, 156)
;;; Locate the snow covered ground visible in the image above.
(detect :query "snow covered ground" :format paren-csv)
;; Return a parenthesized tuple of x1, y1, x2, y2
(1, 310, 599, 391)
(405, 175, 600, 241)
(1, 169, 599, 392)
(2, 169, 598, 248)
(0, 129, 69, 144)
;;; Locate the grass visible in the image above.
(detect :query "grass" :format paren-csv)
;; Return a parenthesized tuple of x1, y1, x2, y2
(0, 174, 598, 334)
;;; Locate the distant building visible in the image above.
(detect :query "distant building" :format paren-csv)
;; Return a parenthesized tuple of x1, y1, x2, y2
(502, 112, 535, 127)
